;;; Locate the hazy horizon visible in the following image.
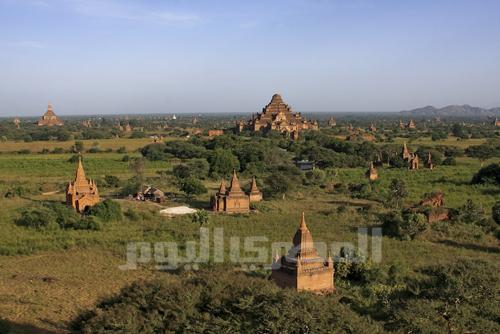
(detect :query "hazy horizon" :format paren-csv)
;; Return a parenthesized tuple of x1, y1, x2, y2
(1, 0, 500, 117)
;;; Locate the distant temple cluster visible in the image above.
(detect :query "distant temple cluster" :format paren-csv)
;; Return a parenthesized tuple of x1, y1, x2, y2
(272, 213, 335, 293)
(211, 171, 262, 213)
(236, 94, 319, 140)
(402, 142, 434, 170)
(66, 157, 100, 213)
(38, 103, 64, 126)
(399, 119, 416, 129)
(402, 142, 420, 170)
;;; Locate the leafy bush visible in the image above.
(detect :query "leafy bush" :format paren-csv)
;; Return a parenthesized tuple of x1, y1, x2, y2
(179, 177, 207, 197)
(15, 202, 104, 231)
(104, 175, 121, 188)
(493, 202, 500, 225)
(172, 164, 191, 179)
(334, 247, 373, 282)
(304, 169, 326, 186)
(86, 199, 122, 222)
(453, 199, 487, 226)
(442, 156, 456, 165)
(382, 210, 427, 240)
(15, 207, 59, 230)
(471, 163, 500, 185)
(208, 149, 240, 177)
(140, 143, 168, 161)
(73, 216, 102, 231)
(191, 209, 209, 226)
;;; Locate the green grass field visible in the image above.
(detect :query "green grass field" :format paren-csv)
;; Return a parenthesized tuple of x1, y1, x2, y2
(0, 137, 498, 333)
(0, 138, 154, 153)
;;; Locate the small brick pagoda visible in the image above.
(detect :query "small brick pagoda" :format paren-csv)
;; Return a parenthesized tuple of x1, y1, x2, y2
(366, 162, 378, 181)
(38, 103, 63, 126)
(66, 156, 100, 213)
(211, 171, 249, 213)
(248, 176, 263, 202)
(236, 93, 318, 139)
(272, 213, 335, 293)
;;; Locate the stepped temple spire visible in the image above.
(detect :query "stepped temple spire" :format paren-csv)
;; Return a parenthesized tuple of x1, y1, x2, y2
(66, 155, 100, 213)
(38, 103, 64, 126)
(218, 178, 227, 195)
(228, 169, 243, 194)
(272, 213, 335, 293)
(236, 93, 319, 140)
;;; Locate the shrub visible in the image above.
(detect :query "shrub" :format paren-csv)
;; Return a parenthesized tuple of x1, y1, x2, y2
(208, 149, 239, 177)
(116, 146, 127, 154)
(140, 143, 168, 161)
(334, 247, 373, 282)
(179, 178, 207, 197)
(442, 156, 456, 165)
(453, 199, 487, 226)
(191, 209, 209, 226)
(493, 202, 500, 225)
(304, 169, 326, 186)
(382, 210, 427, 240)
(74, 216, 102, 231)
(389, 178, 408, 208)
(263, 174, 292, 198)
(68, 154, 80, 163)
(172, 164, 191, 179)
(104, 175, 121, 188)
(471, 163, 500, 185)
(86, 199, 122, 222)
(52, 147, 65, 154)
(15, 207, 59, 230)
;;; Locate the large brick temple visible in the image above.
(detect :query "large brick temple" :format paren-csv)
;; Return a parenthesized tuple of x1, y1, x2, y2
(272, 212, 335, 293)
(66, 156, 100, 213)
(236, 94, 318, 139)
(38, 103, 64, 126)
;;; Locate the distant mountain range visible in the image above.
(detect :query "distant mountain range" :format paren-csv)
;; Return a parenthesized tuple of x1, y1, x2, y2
(400, 105, 500, 118)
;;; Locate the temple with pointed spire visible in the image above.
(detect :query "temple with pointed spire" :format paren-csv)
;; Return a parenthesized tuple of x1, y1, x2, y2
(272, 213, 335, 293)
(248, 176, 263, 203)
(66, 156, 100, 213)
(366, 162, 378, 181)
(38, 103, 64, 126)
(211, 171, 263, 213)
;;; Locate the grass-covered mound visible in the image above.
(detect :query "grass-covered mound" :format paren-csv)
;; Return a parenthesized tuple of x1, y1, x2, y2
(73, 268, 382, 334)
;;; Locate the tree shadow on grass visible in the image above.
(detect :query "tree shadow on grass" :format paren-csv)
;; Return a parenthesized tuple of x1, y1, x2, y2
(0, 319, 60, 334)
(437, 239, 500, 254)
(186, 198, 211, 210)
(430, 178, 469, 186)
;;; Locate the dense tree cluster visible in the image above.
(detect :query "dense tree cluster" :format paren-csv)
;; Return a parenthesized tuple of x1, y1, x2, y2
(73, 260, 499, 334)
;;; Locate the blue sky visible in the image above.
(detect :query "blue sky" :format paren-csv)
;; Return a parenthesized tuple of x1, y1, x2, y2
(1, 0, 499, 116)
